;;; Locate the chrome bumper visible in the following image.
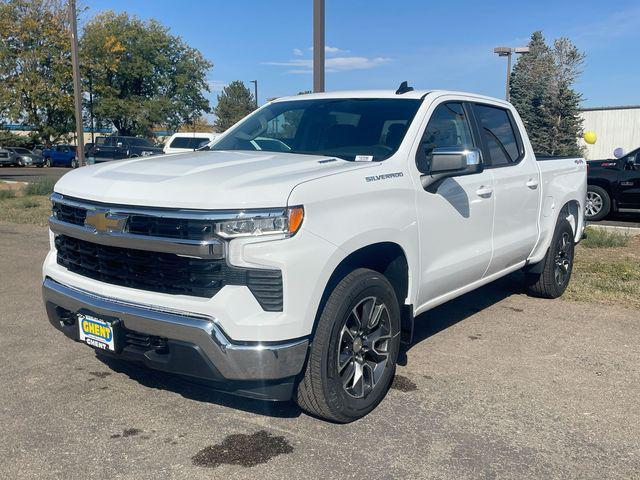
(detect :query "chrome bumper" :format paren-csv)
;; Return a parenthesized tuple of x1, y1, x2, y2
(42, 278, 308, 381)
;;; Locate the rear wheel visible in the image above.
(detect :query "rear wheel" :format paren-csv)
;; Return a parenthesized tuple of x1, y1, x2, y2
(525, 218, 575, 299)
(71, 159, 79, 168)
(585, 185, 610, 221)
(296, 268, 401, 423)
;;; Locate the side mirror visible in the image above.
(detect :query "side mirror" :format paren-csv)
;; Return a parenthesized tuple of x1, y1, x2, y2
(116, 142, 123, 148)
(421, 147, 483, 189)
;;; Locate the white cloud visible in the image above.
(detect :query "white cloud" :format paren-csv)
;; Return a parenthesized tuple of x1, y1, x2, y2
(292, 48, 303, 56)
(265, 54, 390, 74)
(307, 45, 349, 55)
(207, 79, 227, 92)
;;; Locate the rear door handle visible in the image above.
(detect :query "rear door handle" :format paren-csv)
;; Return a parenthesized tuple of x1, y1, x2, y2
(526, 178, 539, 189)
(476, 186, 493, 197)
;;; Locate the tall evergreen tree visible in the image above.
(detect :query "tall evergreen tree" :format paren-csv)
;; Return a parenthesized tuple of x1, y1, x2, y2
(213, 81, 255, 132)
(510, 32, 584, 155)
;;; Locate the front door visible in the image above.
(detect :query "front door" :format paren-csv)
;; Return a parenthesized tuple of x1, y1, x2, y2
(618, 150, 640, 209)
(414, 100, 495, 307)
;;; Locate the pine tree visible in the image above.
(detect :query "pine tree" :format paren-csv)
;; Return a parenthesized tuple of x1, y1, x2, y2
(510, 32, 584, 155)
(213, 81, 256, 132)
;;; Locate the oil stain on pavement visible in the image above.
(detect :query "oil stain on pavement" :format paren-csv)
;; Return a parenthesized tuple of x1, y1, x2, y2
(391, 374, 418, 392)
(111, 428, 142, 439)
(192, 430, 293, 468)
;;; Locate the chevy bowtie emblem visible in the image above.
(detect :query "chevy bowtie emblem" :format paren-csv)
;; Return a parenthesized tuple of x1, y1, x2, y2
(84, 210, 127, 233)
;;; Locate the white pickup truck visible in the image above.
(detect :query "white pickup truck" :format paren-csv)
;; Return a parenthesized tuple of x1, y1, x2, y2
(43, 88, 586, 422)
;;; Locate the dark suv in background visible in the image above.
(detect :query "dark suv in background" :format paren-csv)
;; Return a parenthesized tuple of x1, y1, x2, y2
(586, 147, 640, 221)
(87, 136, 163, 163)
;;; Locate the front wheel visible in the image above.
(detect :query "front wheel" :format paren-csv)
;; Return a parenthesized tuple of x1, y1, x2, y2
(525, 218, 575, 299)
(44, 158, 51, 168)
(296, 268, 401, 423)
(585, 185, 611, 221)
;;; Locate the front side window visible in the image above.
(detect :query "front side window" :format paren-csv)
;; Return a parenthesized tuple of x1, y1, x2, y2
(474, 104, 520, 166)
(417, 102, 474, 173)
(212, 98, 422, 161)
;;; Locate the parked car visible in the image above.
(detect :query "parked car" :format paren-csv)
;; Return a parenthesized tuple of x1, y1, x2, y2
(0, 147, 13, 166)
(87, 136, 163, 163)
(4, 147, 45, 167)
(42, 145, 78, 168)
(43, 88, 587, 422)
(585, 147, 640, 221)
(163, 132, 220, 154)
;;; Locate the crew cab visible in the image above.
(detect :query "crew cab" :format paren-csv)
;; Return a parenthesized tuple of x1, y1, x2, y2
(585, 147, 640, 220)
(87, 136, 163, 163)
(42, 145, 78, 168)
(43, 88, 586, 422)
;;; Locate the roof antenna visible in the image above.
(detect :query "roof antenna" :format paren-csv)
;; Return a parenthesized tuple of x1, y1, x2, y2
(395, 81, 414, 95)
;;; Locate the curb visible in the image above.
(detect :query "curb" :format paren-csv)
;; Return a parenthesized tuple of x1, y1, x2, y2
(586, 224, 640, 237)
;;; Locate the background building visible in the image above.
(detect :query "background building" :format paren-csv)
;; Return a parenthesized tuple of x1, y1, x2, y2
(579, 105, 640, 160)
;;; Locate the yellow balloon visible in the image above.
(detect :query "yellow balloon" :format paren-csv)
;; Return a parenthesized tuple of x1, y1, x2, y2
(584, 131, 597, 144)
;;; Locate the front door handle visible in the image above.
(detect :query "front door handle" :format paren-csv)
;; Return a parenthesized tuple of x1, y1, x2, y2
(526, 178, 539, 189)
(476, 186, 493, 197)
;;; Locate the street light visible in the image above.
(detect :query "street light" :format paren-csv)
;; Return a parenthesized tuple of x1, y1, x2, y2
(493, 46, 530, 102)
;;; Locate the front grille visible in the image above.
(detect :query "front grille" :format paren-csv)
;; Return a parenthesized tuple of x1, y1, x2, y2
(52, 203, 87, 226)
(0, 152, 8, 158)
(127, 215, 215, 241)
(55, 234, 283, 310)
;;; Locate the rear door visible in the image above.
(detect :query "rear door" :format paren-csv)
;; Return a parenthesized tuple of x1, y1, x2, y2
(617, 149, 640, 209)
(414, 99, 495, 305)
(94, 137, 116, 161)
(472, 102, 540, 275)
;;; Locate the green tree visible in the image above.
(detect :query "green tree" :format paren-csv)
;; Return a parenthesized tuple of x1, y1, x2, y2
(213, 81, 255, 132)
(80, 11, 212, 137)
(510, 31, 584, 155)
(0, 0, 75, 144)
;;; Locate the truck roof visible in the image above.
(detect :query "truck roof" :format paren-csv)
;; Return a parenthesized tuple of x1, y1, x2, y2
(271, 89, 512, 107)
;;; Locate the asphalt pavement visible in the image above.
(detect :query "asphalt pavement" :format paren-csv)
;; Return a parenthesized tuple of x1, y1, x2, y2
(1, 221, 639, 479)
(0, 166, 70, 183)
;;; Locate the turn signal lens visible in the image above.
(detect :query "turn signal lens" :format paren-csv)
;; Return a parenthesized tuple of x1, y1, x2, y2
(287, 206, 304, 235)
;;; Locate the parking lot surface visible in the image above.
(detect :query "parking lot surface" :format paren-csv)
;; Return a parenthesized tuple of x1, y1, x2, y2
(1, 222, 639, 479)
(0, 166, 70, 183)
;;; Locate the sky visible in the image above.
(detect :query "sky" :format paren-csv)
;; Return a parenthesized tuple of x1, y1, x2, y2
(84, 0, 640, 110)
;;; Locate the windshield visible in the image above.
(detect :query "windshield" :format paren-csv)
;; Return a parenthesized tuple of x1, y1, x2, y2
(13, 148, 32, 154)
(211, 98, 422, 161)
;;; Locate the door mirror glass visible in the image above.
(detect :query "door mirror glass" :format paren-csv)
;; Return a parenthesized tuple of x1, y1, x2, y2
(116, 142, 123, 148)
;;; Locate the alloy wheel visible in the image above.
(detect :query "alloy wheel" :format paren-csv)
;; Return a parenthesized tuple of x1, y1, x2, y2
(585, 191, 603, 218)
(554, 232, 572, 287)
(337, 296, 392, 399)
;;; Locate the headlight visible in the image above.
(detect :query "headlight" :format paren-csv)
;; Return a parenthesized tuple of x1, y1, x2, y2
(216, 206, 304, 238)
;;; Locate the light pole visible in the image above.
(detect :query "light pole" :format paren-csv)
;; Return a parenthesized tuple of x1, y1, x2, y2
(493, 46, 529, 102)
(313, 0, 325, 92)
(68, 0, 85, 165)
(250, 80, 258, 108)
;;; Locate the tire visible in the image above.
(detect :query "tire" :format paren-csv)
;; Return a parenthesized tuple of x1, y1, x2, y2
(585, 185, 611, 221)
(44, 158, 51, 168)
(71, 159, 78, 168)
(525, 218, 575, 299)
(296, 268, 401, 423)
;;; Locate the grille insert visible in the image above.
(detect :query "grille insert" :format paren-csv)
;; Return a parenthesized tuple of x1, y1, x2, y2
(55, 234, 283, 310)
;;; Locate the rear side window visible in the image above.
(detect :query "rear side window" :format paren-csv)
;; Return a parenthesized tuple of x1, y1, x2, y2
(474, 104, 521, 166)
(170, 137, 210, 149)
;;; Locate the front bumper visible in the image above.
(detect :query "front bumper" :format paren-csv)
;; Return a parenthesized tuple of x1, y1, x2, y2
(43, 277, 308, 399)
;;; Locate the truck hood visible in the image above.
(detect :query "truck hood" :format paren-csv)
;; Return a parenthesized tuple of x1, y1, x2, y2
(54, 150, 373, 209)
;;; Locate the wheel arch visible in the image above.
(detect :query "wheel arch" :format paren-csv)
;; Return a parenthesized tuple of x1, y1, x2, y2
(311, 241, 413, 343)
